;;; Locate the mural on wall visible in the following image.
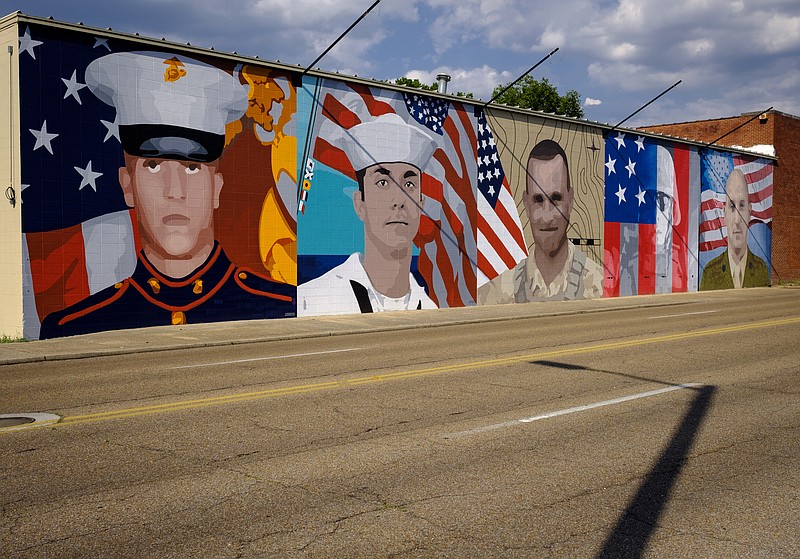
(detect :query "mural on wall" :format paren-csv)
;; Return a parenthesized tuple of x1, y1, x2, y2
(698, 152, 772, 290)
(18, 25, 296, 339)
(478, 112, 605, 303)
(218, 64, 299, 285)
(603, 133, 701, 296)
(12, 23, 778, 339)
(296, 79, 527, 315)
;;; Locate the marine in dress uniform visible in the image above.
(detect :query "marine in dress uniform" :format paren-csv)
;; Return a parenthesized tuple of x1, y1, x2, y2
(40, 243, 295, 339)
(39, 51, 296, 339)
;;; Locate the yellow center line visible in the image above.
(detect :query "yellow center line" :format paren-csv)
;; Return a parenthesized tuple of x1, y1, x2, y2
(18, 315, 800, 429)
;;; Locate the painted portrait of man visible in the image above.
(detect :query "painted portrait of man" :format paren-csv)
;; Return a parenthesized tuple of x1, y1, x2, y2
(298, 113, 438, 315)
(478, 139, 602, 304)
(39, 51, 295, 338)
(700, 167, 770, 290)
(655, 145, 680, 293)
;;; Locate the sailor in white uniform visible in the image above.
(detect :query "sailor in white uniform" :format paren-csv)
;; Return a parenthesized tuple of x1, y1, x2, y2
(299, 114, 438, 316)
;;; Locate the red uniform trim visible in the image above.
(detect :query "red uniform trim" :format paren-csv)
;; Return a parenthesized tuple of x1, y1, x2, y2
(58, 281, 130, 326)
(234, 268, 294, 302)
(127, 263, 235, 312)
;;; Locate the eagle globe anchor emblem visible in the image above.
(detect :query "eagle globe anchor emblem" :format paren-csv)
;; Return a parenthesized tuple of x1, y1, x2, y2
(163, 57, 187, 82)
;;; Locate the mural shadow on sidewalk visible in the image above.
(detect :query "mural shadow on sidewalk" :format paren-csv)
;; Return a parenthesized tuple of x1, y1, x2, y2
(530, 359, 716, 559)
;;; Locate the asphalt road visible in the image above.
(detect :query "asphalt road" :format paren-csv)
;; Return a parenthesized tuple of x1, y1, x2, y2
(2, 289, 799, 558)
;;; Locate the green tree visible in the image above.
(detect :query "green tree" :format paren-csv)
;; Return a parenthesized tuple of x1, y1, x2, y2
(394, 76, 438, 92)
(491, 76, 584, 118)
(394, 77, 474, 99)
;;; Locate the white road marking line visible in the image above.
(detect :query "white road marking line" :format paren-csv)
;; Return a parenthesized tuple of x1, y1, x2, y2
(170, 348, 361, 369)
(444, 383, 700, 439)
(648, 310, 717, 319)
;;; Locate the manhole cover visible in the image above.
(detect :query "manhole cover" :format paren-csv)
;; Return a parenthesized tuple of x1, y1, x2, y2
(0, 413, 61, 431)
(0, 417, 35, 428)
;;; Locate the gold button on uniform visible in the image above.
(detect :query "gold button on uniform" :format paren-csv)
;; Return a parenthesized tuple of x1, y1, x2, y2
(171, 311, 186, 325)
(148, 278, 161, 294)
(193, 279, 203, 294)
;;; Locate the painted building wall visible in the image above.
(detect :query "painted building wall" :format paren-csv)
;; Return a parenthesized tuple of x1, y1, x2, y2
(641, 111, 797, 283)
(603, 133, 702, 296)
(4, 18, 777, 339)
(0, 19, 22, 338)
(16, 23, 297, 340)
(697, 151, 772, 290)
(296, 78, 481, 314)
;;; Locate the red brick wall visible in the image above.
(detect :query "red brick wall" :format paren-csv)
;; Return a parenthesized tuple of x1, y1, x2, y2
(640, 113, 774, 149)
(772, 114, 800, 281)
(640, 111, 800, 282)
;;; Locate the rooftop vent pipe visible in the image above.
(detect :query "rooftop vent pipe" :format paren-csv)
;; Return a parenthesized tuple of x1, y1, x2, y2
(436, 73, 451, 94)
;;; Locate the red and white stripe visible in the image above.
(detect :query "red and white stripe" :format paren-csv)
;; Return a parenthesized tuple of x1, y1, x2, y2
(476, 177, 527, 286)
(23, 209, 138, 337)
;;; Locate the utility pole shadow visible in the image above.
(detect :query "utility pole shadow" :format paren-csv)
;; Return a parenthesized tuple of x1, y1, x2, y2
(594, 384, 716, 559)
(528, 359, 716, 557)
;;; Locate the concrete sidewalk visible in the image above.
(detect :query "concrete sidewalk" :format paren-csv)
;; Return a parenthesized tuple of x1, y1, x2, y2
(0, 289, 765, 365)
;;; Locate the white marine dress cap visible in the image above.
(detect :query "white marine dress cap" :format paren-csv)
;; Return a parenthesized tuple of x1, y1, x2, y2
(85, 51, 248, 162)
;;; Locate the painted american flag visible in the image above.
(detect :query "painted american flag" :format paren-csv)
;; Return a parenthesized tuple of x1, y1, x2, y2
(603, 132, 659, 297)
(18, 25, 138, 339)
(309, 80, 526, 307)
(475, 112, 528, 287)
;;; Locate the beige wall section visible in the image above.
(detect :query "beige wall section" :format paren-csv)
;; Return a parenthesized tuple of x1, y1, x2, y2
(0, 17, 22, 338)
(485, 109, 605, 265)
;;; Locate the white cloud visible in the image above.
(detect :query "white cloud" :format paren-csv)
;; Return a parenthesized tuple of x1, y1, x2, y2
(23, 0, 800, 124)
(404, 65, 514, 100)
(609, 42, 637, 60)
(587, 62, 682, 92)
(585, 97, 602, 106)
(680, 39, 715, 59)
(419, 1, 799, 81)
(760, 14, 800, 53)
(250, 0, 420, 27)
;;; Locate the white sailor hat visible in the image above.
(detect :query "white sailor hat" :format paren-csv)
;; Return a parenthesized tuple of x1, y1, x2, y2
(333, 113, 437, 173)
(85, 51, 248, 162)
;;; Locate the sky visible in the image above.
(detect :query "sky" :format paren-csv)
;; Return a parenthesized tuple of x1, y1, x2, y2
(7, 0, 800, 128)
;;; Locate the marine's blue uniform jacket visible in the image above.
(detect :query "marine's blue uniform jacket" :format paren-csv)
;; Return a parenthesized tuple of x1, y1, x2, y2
(40, 243, 296, 339)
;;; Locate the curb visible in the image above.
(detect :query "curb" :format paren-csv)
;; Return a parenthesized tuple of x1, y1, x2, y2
(0, 299, 691, 366)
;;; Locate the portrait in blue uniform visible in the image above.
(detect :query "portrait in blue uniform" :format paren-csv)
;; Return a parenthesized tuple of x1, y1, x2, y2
(38, 51, 295, 339)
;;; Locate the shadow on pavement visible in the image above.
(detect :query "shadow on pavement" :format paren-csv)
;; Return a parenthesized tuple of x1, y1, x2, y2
(595, 384, 716, 558)
(530, 359, 716, 558)
(531, 359, 693, 389)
